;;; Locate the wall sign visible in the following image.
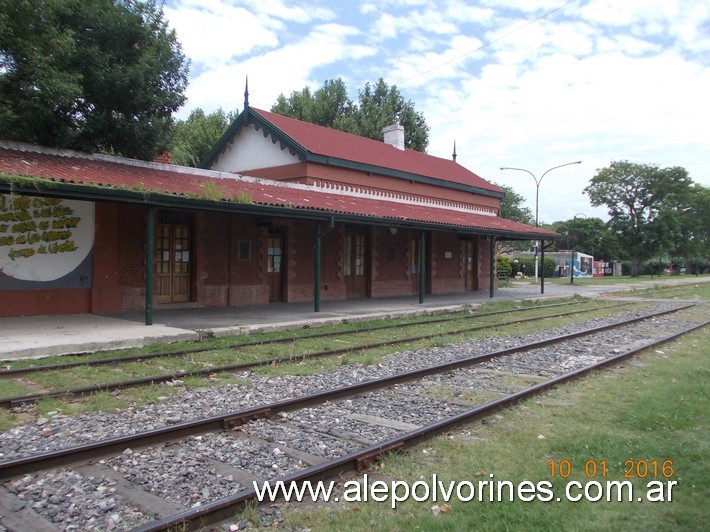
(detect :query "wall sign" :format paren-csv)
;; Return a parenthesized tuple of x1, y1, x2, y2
(0, 195, 94, 288)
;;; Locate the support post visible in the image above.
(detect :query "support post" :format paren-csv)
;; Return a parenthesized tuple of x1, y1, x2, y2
(540, 238, 545, 294)
(419, 231, 426, 304)
(145, 207, 154, 326)
(489, 237, 496, 298)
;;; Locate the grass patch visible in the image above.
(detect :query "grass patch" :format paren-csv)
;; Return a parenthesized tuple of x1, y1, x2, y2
(279, 326, 709, 531)
(28, 365, 130, 391)
(35, 391, 128, 417)
(545, 274, 710, 287)
(0, 379, 34, 399)
(0, 411, 20, 430)
(121, 383, 183, 405)
(622, 282, 710, 300)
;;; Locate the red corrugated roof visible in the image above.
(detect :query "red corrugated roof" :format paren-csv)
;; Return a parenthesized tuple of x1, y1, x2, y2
(0, 142, 556, 238)
(249, 108, 503, 194)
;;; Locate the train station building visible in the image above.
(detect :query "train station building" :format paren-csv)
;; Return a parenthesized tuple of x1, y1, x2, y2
(0, 99, 557, 322)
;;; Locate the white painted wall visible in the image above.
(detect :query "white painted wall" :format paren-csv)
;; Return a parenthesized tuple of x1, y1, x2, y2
(209, 124, 297, 173)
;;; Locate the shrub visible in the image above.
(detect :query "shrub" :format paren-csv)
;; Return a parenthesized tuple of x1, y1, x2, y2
(496, 255, 512, 273)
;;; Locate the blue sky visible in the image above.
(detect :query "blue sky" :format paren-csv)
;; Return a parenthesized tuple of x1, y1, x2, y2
(164, 0, 710, 223)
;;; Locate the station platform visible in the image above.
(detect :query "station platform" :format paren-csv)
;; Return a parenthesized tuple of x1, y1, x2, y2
(0, 278, 704, 361)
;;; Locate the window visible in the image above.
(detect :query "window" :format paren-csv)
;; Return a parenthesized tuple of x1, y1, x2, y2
(268, 237, 282, 273)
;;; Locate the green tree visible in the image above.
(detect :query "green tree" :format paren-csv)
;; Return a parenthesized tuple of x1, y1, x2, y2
(170, 108, 237, 167)
(272, 78, 429, 152)
(495, 183, 534, 225)
(669, 183, 710, 273)
(0, 0, 189, 160)
(551, 217, 622, 261)
(493, 183, 535, 253)
(272, 79, 354, 131)
(350, 79, 429, 151)
(584, 161, 694, 276)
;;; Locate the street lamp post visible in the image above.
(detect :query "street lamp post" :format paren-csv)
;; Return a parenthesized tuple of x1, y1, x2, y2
(500, 161, 582, 287)
(570, 212, 587, 284)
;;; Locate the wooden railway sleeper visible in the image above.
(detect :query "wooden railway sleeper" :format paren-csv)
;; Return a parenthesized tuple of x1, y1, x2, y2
(222, 407, 271, 429)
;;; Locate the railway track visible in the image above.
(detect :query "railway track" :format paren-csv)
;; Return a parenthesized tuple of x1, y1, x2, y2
(0, 299, 586, 376)
(0, 299, 630, 407)
(0, 302, 705, 531)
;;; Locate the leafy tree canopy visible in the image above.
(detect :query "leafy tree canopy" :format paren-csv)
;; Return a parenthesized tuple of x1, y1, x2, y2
(170, 108, 237, 167)
(583, 160, 695, 275)
(494, 183, 534, 226)
(0, 0, 189, 160)
(550, 217, 622, 261)
(492, 182, 535, 253)
(272, 78, 430, 152)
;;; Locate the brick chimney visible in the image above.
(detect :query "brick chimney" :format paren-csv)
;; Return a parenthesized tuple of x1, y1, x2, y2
(382, 124, 405, 150)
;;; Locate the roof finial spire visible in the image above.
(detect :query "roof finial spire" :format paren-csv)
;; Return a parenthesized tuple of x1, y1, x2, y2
(244, 76, 250, 110)
(452, 140, 457, 162)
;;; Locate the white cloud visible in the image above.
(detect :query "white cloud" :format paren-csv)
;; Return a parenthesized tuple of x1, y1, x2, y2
(241, 0, 335, 24)
(183, 23, 364, 112)
(165, 2, 280, 68)
(390, 35, 485, 86)
(164, 0, 710, 222)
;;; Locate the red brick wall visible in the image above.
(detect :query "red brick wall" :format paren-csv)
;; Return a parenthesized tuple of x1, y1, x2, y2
(113, 205, 149, 311)
(229, 215, 267, 305)
(91, 202, 122, 312)
(282, 218, 315, 302)
(201, 212, 230, 286)
(371, 226, 411, 296)
(0, 288, 91, 317)
(316, 224, 345, 300)
(430, 232, 465, 293)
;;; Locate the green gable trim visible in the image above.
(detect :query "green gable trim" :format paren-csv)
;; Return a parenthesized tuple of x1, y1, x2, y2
(304, 152, 504, 199)
(201, 108, 309, 168)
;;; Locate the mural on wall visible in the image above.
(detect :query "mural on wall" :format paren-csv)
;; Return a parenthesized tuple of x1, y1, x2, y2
(563, 255, 594, 279)
(0, 195, 94, 289)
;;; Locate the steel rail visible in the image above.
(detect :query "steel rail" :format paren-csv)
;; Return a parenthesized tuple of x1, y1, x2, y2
(133, 318, 709, 531)
(0, 304, 693, 479)
(0, 300, 587, 376)
(0, 302, 631, 407)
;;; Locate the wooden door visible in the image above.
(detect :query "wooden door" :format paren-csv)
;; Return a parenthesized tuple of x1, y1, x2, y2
(155, 223, 191, 304)
(464, 239, 477, 290)
(267, 233, 284, 302)
(345, 231, 367, 298)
